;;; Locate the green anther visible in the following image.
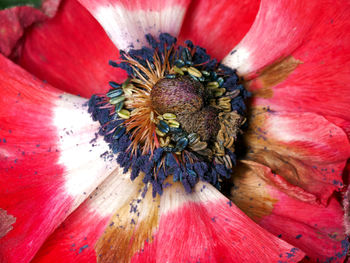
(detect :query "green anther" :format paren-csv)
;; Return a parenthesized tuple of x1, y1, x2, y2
(159, 136, 170, 147)
(207, 81, 220, 89)
(187, 67, 202, 78)
(201, 70, 210, 77)
(121, 78, 131, 89)
(214, 88, 226, 97)
(117, 109, 130, 119)
(168, 119, 180, 128)
(114, 101, 124, 113)
(172, 66, 184, 75)
(156, 128, 166, 137)
(110, 96, 125, 105)
(163, 113, 177, 120)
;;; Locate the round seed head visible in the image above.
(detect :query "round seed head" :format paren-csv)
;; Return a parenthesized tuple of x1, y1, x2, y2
(151, 75, 205, 115)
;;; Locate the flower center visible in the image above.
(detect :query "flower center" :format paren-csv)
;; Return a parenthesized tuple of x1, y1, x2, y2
(88, 33, 249, 196)
(151, 75, 219, 142)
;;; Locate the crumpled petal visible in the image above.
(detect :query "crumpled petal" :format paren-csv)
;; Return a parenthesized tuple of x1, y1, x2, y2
(19, 0, 126, 98)
(244, 108, 350, 204)
(248, 0, 350, 138)
(229, 160, 349, 262)
(76, 0, 191, 51)
(0, 0, 60, 57)
(0, 54, 115, 263)
(0, 6, 45, 57)
(178, 0, 260, 61)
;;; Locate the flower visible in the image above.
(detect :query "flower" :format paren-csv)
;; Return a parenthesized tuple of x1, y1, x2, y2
(0, 0, 349, 262)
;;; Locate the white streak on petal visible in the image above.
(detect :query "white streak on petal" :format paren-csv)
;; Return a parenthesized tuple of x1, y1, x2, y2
(222, 0, 318, 76)
(94, 4, 185, 50)
(160, 182, 222, 215)
(54, 94, 115, 208)
(222, 47, 252, 75)
(266, 114, 319, 143)
(88, 170, 139, 217)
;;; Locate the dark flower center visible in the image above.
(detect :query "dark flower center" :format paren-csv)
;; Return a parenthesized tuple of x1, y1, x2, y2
(88, 33, 250, 196)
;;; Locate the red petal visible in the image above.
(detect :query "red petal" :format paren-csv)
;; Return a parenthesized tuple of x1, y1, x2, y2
(222, 0, 322, 76)
(131, 182, 305, 263)
(0, 55, 115, 262)
(245, 108, 350, 204)
(230, 161, 349, 262)
(19, 0, 126, 98)
(32, 208, 108, 263)
(178, 0, 260, 61)
(76, 0, 191, 51)
(0, 1, 60, 58)
(250, 0, 350, 136)
(0, 6, 46, 57)
(31, 174, 158, 263)
(31, 178, 305, 262)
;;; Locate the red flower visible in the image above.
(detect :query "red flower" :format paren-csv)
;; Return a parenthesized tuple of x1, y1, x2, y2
(0, 0, 349, 262)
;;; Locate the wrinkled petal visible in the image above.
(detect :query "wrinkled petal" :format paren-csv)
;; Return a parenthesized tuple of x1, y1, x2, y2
(229, 161, 349, 262)
(222, 0, 322, 76)
(0, 0, 60, 57)
(0, 55, 115, 262)
(19, 0, 126, 98)
(132, 182, 304, 262)
(244, 108, 350, 204)
(178, 0, 260, 61)
(0, 6, 46, 57)
(248, 0, 350, 137)
(76, 0, 191, 51)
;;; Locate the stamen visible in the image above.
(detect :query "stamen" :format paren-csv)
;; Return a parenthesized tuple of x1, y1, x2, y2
(89, 33, 250, 196)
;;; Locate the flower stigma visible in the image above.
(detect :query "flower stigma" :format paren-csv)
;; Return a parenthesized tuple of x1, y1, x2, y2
(88, 33, 250, 196)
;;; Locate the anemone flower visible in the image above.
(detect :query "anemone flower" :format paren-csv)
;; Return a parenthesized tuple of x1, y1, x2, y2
(1, 0, 350, 262)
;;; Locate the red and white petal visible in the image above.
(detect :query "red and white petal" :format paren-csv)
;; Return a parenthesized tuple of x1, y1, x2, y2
(230, 161, 349, 262)
(0, 55, 115, 262)
(178, 0, 260, 61)
(250, 0, 350, 136)
(31, 173, 159, 263)
(19, 0, 126, 98)
(245, 108, 350, 204)
(132, 181, 305, 263)
(31, 179, 305, 263)
(222, 0, 321, 77)
(76, 0, 191, 51)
